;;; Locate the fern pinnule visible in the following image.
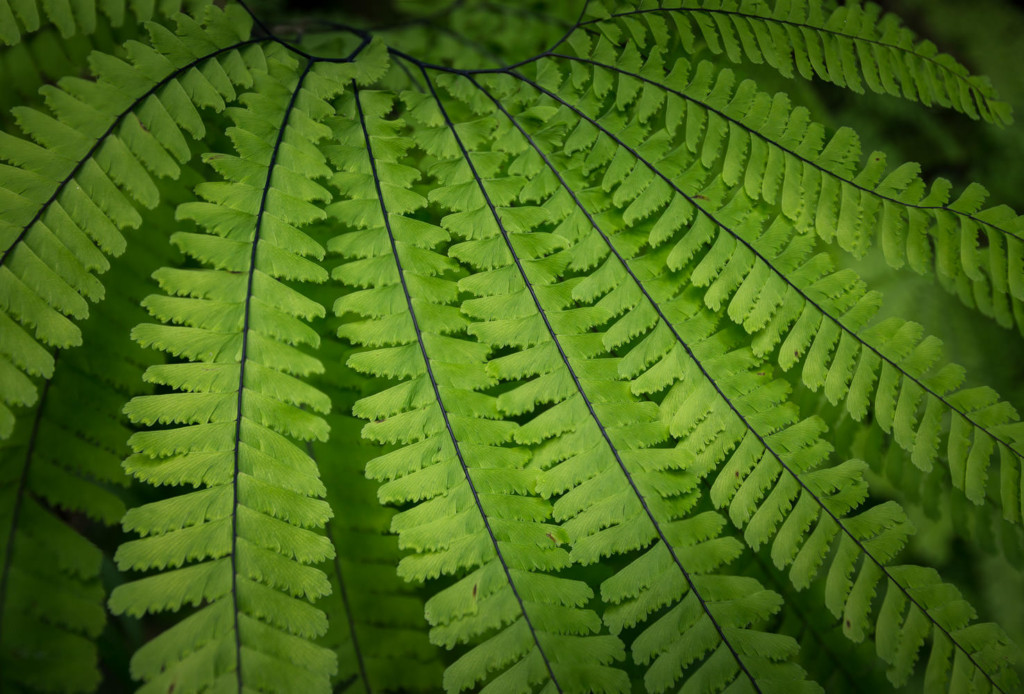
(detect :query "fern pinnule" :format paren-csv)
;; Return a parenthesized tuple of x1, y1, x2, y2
(332, 82, 629, 694)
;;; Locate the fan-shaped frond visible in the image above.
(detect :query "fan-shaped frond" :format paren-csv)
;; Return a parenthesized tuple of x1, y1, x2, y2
(0, 2, 1020, 693)
(382, 40, 1019, 690)
(107, 47, 364, 693)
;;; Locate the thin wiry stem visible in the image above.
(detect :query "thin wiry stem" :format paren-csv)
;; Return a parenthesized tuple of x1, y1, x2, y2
(395, 58, 426, 92)
(235, 1, 373, 62)
(328, 533, 371, 693)
(383, 0, 591, 75)
(543, 0, 590, 60)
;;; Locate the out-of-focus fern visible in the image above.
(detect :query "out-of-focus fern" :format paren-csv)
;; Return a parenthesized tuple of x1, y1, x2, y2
(0, 222, 172, 691)
(0, 1, 1022, 693)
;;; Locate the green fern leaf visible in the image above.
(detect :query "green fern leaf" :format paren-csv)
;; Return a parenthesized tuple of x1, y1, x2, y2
(515, 34, 1024, 525)
(107, 48, 363, 693)
(330, 81, 631, 694)
(383, 62, 824, 692)
(579, 0, 1012, 125)
(1, 2, 1022, 693)
(431, 50, 1016, 693)
(0, 0, 213, 46)
(380, 30, 1017, 694)
(0, 3, 257, 438)
(316, 407, 446, 693)
(303, 326, 446, 692)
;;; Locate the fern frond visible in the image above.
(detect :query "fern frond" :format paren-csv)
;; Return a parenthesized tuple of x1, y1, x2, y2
(0, 0, 213, 119)
(330, 81, 629, 694)
(834, 405, 1024, 573)
(537, 36, 1024, 337)
(383, 45, 1020, 689)
(0, 11, 148, 124)
(746, 551, 889, 693)
(487, 40, 1024, 524)
(0, 372, 108, 693)
(578, 0, 1012, 125)
(0, 3, 259, 439)
(107, 47, 361, 693)
(314, 377, 446, 693)
(0, 2, 1020, 693)
(0, 225, 172, 693)
(618, 271, 1019, 689)
(403, 64, 824, 694)
(317, 414, 446, 693)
